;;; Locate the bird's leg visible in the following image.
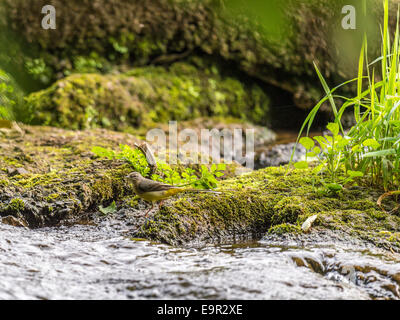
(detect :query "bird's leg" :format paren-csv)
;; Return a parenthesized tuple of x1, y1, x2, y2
(144, 202, 154, 217)
(158, 200, 164, 209)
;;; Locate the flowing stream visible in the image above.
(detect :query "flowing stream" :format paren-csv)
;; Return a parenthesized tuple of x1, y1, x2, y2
(0, 220, 399, 300)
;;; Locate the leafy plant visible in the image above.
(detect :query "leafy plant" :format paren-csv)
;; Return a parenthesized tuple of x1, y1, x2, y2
(99, 201, 117, 215)
(151, 162, 225, 189)
(92, 144, 226, 189)
(92, 144, 150, 177)
(198, 163, 226, 188)
(71, 53, 104, 74)
(109, 36, 129, 55)
(293, 0, 400, 191)
(296, 122, 363, 194)
(0, 69, 18, 120)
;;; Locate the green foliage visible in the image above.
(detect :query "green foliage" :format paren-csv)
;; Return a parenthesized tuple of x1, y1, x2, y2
(294, 0, 400, 191)
(126, 62, 271, 125)
(0, 81, 14, 120)
(0, 68, 23, 121)
(151, 162, 225, 189)
(8, 198, 25, 212)
(199, 163, 226, 188)
(92, 144, 226, 189)
(298, 137, 314, 150)
(92, 145, 150, 177)
(150, 162, 188, 185)
(25, 58, 52, 85)
(109, 34, 131, 57)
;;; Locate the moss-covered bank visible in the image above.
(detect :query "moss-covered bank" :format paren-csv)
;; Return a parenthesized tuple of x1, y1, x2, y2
(25, 63, 270, 130)
(142, 167, 400, 251)
(1, 124, 399, 252)
(0, 124, 241, 227)
(0, 125, 141, 227)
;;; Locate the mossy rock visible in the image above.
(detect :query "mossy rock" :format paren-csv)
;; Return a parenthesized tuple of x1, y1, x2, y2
(140, 167, 400, 250)
(0, 124, 240, 227)
(268, 223, 302, 236)
(25, 63, 270, 130)
(3, 0, 399, 109)
(0, 125, 139, 227)
(2, 124, 400, 252)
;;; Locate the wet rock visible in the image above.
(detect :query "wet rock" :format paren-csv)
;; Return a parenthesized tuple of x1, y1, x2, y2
(148, 117, 276, 168)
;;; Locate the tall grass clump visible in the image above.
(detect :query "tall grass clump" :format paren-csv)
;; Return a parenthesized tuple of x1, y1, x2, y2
(294, 0, 400, 191)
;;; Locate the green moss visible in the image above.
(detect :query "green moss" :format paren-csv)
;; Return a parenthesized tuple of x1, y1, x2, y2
(387, 233, 400, 244)
(16, 171, 61, 188)
(91, 177, 114, 202)
(8, 198, 25, 212)
(268, 223, 301, 235)
(121, 195, 139, 208)
(1, 156, 23, 167)
(45, 193, 60, 202)
(367, 208, 387, 221)
(4, 0, 393, 111)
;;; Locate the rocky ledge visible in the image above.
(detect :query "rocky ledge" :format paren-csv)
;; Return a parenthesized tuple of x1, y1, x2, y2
(140, 167, 400, 252)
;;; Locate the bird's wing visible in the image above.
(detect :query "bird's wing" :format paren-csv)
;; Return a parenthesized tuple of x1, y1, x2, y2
(136, 178, 177, 194)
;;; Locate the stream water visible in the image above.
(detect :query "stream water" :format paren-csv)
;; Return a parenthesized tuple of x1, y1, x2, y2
(0, 220, 399, 300)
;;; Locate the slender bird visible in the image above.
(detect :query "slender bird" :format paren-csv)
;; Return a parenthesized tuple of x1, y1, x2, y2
(127, 172, 220, 216)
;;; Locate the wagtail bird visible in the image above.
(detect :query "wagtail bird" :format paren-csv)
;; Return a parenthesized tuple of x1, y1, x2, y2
(127, 172, 221, 217)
